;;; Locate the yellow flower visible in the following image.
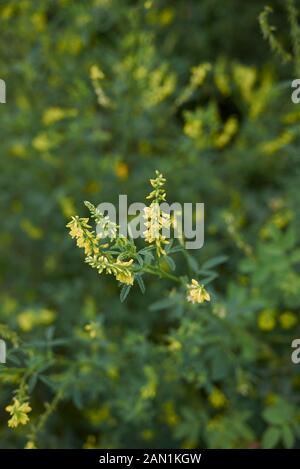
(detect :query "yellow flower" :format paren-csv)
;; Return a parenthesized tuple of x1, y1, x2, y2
(214, 116, 238, 149)
(184, 119, 202, 139)
(190, 63, 212, 87)
(168, 338, 182, 352)
(17, 308, 55, 332)
(162, 401, 180, 426)
(115, 270, 134, 285)
(143, 203, 170, 256)
(90, 65, 105, 81)
(258, 309, 276, 331)
(31, 12, 46, 32)
(279, 312, 297, 330)
(66, 216, 99, 256)
(5, 399, 32, 428)
(83, 435, 97, 449)
(25, 441, 36, 449)
(67, 216, 87, 239)
(115, 162, 129, 180)
(159, 8, 174, 26)
(186, 279, 210, 304)
(32, 132, 54, 152)
(143, 172, 171, 257)
(140, 366, 157, 400)
(42, 107, 77, 126)
(84, 322, 103, 339)
(107, 366, 119, 380)
(20, 219, 43, 240)
(233, 64, 256, 102)
(10, 143, 27, 158)
(86, 406, 110, 425)
(58, 196, 76, 218)
(260, 131, 293, 155)
(115, 259, 134, 285)
(208, 388, 227, 409)
(141, 429, 154, 441)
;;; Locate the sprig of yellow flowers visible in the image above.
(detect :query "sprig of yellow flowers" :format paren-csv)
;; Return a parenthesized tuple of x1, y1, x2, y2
(5, 398, 32, 428)
(67, 171, 211, 304)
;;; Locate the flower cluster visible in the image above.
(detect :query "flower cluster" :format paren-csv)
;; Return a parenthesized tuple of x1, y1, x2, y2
(186, 279, 210, 304)
(86, 255, 134, 285)
(67, 172, 212, 304)
(67, 216, 99, 256)
(143, 171, 172, 256)
(67, 204, 134, 286)
(5, 399, 32, 428)
(84, 200, 117, 240)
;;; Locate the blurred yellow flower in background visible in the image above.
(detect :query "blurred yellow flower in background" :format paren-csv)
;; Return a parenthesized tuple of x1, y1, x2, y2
(279, 312, 297, 329)
(58, 196, 76, 218)
(208, 388, 227, 409)
(25, 441, 37, 449)
(20, 219, 43, 240)
(17, 308, 56, 332)
(32, 132, 54, 152)
(191, 63, 212, 87)
(258, 309, 276, 331)
(42, 107, 77, 126)
(162, 401, 180, 426)
(115, 162, 129, 180)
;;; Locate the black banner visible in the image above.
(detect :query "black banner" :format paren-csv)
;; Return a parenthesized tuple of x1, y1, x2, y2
(0, 449, 299, 466)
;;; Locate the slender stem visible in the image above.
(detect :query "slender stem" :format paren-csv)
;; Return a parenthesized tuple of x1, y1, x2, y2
(144, 265, 182, 284)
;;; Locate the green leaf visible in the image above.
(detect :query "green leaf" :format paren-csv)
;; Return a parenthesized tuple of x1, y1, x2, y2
(201, 255, 228, 270)
(282, 425, 294, 449)
(263, 403, 293, 425)
(186, 254, 199, 273)
(136, 275, 146, 294)
(198, 269, 215, 276)
(73, 389, 83, 410)
(39, 375, 55, 390)
(211, 352, 230, 380)
(168, 245, 184, 254)
(135, 254, 144, 266)
(143, 252, 154, 264)
(201, 273, 218, 285)
(262, 427, 281, 449)
(165, 255, 176, 271)
(6, 355, 21, 366)
(149, 297, 177, 311)
(165, 239, 174, 252)
(28, 373, 38, 392)
(120, 284, 132, 303)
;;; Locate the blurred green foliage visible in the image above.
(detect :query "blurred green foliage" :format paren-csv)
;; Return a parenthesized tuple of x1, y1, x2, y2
(1, 0, 300, 449)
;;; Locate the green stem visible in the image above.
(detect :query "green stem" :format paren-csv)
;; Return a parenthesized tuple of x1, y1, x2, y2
(144, 264, 182, 284)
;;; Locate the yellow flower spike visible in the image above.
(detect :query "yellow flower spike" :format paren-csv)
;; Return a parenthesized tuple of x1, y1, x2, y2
(186, 279, 210, 304)
(143, 172, 172, 256)
(66, 216, 99, 256)
(5, 398, 32, 429)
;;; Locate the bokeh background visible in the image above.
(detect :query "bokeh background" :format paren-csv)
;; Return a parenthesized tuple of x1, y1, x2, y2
(1, 0, 300, 449)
